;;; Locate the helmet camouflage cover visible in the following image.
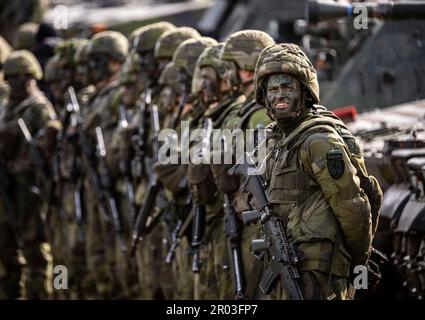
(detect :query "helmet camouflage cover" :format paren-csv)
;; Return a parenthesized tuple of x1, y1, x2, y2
(15, 22, 38, 50)
(56, 38, 89, 67)
(254, 43, 320, 106)
(196, 42, 238, 80)
(193, 43, 223, 95)
(158, 61, 180, 93)
(130, 21, 175, 53)
(0, 36, 12, 66)
(154, 27, 200, 59)
(220, 29, 275, 71)
(87, 31, 129, 62)
(3, 50, 43, 80)
(173, 37, 217, 77)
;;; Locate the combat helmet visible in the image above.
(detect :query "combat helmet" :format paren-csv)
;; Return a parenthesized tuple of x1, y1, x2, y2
(193, 43, 238, 96)
(15, 22, 38, 50)
(154, 27, 200, 60)
(56, 38, 89, 68)
(0, 36, 11, 67)
(196, 42, 238, 83)
(254, 43, 320, 106)
(87, 31, 129, 62)
(158, 61, 181, 93)
(131, 22, 175, 53)
(3, 50, 43, 80)
(173, 37, 217, 78)
(220, 30, 275, 71)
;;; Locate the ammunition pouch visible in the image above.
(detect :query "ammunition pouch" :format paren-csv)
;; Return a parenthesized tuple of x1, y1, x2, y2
(187, 163, 217, 205)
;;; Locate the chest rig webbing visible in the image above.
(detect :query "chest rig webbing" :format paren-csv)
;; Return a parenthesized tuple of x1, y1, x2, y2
(268, 110, 356, 206)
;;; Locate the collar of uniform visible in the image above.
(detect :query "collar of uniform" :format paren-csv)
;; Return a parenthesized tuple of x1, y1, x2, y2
(95, 80, 120, 98)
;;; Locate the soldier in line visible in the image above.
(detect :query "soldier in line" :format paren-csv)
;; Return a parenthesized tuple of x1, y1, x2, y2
(254, 43, 379, 299)
(0, 21, 383, 301)
(0, 50, 59, 299)
(199, 30, 275, 299)
(82, 30, 130, 299)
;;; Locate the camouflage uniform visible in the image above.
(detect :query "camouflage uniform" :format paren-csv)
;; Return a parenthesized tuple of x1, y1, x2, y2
(185, 42, 240, 299)
(122, 24, 197, 300)
(255, 43, 375, 299)
(201, 30, 274, 299)
(52, 38, 96, 298)
(0, 51, 57, 299)
(83, 31, 130, 298)
(152, 37, 216, 299)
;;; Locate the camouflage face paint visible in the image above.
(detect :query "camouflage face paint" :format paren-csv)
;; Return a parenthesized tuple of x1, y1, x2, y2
(87, 53, 111, 84)
(5, 74, 29, 101)
(200, 66, 219, 104)
(265, 73, 302, 121)
(158, 85, 177, 113)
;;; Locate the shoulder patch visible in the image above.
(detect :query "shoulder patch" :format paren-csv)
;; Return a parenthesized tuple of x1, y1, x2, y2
(344, 137, 361, 156)
(326, 147, 345, 179)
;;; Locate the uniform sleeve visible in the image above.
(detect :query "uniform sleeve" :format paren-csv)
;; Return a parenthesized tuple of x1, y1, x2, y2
(24, 102, 58, 136)
(300, 130, 372, 265)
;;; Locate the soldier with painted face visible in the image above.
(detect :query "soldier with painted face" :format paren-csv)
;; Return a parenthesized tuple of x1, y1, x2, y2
(185, 43, 246, 299)
(131, 22, 175, 95)
(42, 53, 73, 299)
(51, 38, 97, 298)
(154, 27, 201, 119)
(83, 30, 130, 298)
(115, 22, 178, 181)
(203, 30, 274, 299)
(152, 37, 217, 299)
(254, 43, 376, 299)
(0, 50, 58, 299)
